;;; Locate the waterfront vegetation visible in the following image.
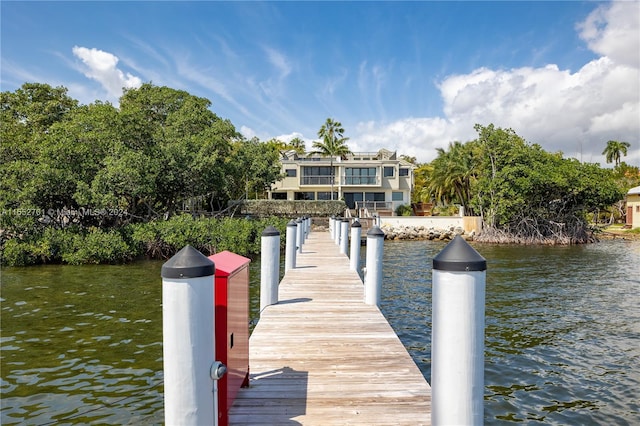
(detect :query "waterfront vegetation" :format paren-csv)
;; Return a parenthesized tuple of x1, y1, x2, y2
(0, 83, 296, 266)
(2, 82, 639, 266)
(2, 215, 289, 266)
(414, 124, 638, 244)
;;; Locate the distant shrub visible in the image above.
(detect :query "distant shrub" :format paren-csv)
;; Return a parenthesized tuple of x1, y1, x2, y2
(61, 229, 132, 265)
(395, 204, 414, 216)
(2, 215, 290, 266)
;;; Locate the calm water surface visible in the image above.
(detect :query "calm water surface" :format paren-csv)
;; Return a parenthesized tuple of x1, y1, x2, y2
(381, 238, 640, 425)
(2, 238, 639, 424)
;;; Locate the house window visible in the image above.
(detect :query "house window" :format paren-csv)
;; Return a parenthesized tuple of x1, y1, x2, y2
(295, 192, 315, 200)
(399, 168, 409, 177)
(392, 192, 403, 201)
(637, 205, 640, 212)
(285, 169, 297, 177)
(344, 167, 377, 185)
(301, 166, 334, 185)
(383, 167, 395, 177)
(365, 192, 385, 202)
(271, 192, 287, 200)
(317, 192, 338, 200)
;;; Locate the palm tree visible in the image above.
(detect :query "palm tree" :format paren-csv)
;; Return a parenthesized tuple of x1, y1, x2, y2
(287, 137, 306, 155)
(602, 140, 631, 166)
(310, 118, 352, 200)
(427, 141, 479, 214)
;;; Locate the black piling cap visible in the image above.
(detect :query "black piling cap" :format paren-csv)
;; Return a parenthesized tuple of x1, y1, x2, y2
(161, 245, 215, 279)
(367, 225, 385, 237)
(262, 225, 280, 236)
(432, 235, 486, 271)
(287, 220, 297, 228)
(351, 220, 362, 228)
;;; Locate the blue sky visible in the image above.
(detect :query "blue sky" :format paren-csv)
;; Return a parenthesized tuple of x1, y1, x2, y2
(2, 1, 639, 165)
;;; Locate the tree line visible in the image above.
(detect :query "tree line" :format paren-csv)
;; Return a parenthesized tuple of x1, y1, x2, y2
(2, 82, 637, 265)
(1, 83, 287, 227)
(413, 124, 638, 243)
(1, 82, 289, 265)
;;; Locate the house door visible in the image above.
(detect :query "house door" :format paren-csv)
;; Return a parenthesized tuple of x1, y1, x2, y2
(627, 206, 633, 226)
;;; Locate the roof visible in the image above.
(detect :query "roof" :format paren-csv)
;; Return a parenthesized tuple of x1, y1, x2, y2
(628, 186, 640, 195)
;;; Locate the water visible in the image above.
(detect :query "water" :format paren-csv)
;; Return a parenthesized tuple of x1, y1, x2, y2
(2, 240, 639, 424)
(381, 239, 640, 425)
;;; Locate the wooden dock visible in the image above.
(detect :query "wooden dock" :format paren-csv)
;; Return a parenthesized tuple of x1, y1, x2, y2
(229, 230, 431, 425)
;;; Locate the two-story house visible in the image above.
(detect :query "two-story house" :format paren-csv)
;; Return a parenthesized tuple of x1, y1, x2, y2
(269, 148, 414, 215)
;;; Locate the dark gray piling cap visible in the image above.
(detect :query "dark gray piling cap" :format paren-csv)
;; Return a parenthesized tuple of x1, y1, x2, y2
(432, 235, 486, 271)
(351, 220, 362, 228)
(367, 225, 385, 237)
(262, 225, 280, 236)
(287, 220, 297, 227)
(161, 245, 215, 279)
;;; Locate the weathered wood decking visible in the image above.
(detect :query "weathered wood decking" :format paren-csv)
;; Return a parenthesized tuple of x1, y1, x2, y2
(229, 230, 431, 425)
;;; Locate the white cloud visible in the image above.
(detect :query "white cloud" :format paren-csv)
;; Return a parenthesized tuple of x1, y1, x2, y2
(240, 125, 257, 140)
(72, 46, 142, 100)
(350, 1, 640, 166)
(577, 1, 640, 68)
(264, 46, 292, 79)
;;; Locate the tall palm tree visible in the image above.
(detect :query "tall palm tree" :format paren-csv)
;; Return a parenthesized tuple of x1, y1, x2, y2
(287, 137, 306, 155)
(602, 140, 631, 166)
(427, 141, 479, 214)
(310, 118, 352, 200)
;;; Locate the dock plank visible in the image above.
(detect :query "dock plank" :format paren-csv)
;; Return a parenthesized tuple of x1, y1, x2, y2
(229, 230, 431, 425)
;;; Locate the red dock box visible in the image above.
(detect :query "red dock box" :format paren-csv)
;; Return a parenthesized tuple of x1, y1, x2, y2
(208, 251, 251, 426)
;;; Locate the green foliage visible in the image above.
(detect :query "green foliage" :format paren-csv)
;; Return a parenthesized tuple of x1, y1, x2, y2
(1, 82, 287, 255)
(127, 215, 289, 261)
(394, 204, 414, 216)
(414, 123, 627, 243)
(61, 229, 132, 265)
(1, 216, 289, 266)
(602, 140, 631, 166)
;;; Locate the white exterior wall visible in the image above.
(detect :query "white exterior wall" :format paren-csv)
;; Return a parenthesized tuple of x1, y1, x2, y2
(270, 149, 414, 209)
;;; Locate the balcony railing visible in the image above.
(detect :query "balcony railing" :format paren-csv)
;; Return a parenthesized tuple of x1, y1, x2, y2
(300, 175, 380, 186)
(356, 201, 392, 211)
(301, 176, 335, 185)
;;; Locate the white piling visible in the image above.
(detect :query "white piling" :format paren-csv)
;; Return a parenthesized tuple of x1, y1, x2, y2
(296, 218, 303, 254)
(162, 245, 224, 426)
(339, 219, 349, 255)
(304, 216, 310, 240)
(350, 220, 362, 271)
(431, 235, 486, 426)
(334, 217, 341, 245)
(329, 216, 335, 240)
(260, 226, 280, 312)
(285, 219, 297, 271)
(364, 226, 384, 305)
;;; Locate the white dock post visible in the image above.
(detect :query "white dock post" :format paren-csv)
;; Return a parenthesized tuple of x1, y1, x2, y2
(285, 219, 297, 272)
(304, 216, 310, 240)
(161, 245, 226, 426)
(364, 225, 384, 305)
(334, 217, 341, 245)
(260, 226, 280, 312)
(329, 216, 335, 240)
(431, 235, 486, 426)
(339, 218, 349, 255)
(350, 220, 362, 271)
(296, 218, 303, 254)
